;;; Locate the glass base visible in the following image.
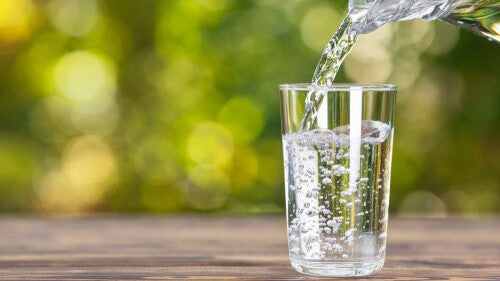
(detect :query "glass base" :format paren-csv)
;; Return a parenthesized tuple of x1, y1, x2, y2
(290, 258, 384, 277)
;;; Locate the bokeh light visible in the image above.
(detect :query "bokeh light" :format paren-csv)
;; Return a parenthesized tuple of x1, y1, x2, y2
(48, 0, 99, 37)
(0, 1, 497, 215)
(345, 24, 393, 83)
(36, 136, 117, 213)
(187, 122, 234, 168)
(53, 50, 119, 134)
(54, 50, 116, 105)
(219, 97, 264, 143)
(0, 0, 34, 47)
(301, 5, 341, 52)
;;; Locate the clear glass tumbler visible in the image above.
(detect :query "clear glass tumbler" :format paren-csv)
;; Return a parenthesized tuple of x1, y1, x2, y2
(280, 84, 397, 277)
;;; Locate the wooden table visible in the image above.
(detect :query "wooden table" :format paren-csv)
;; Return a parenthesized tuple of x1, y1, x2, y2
(0, 217, 498, 280)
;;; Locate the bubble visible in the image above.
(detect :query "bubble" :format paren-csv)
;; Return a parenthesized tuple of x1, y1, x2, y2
(321, 177, 332, 185)
(345, 228, 356, 237)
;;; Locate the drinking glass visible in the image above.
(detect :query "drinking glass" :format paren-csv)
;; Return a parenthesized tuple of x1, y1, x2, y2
(280, 83, 397, 277)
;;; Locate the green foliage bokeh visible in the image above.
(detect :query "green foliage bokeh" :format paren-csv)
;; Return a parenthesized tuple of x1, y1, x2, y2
(0, 0, 498, 215)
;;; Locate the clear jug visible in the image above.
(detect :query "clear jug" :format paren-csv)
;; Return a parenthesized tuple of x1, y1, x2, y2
(348, 0, 499, 41)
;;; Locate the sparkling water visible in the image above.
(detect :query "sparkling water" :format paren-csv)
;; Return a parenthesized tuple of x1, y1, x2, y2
(283, 121, 393, 272)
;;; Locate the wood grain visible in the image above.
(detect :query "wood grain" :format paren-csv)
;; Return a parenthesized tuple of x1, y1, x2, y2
(0, 216, 498, 280)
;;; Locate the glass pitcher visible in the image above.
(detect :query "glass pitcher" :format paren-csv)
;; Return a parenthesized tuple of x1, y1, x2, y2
(349, 0, 499, 41)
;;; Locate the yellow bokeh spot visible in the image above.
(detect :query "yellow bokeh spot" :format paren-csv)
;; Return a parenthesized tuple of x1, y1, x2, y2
(36, 136, 117, 213)
(345, 55, 393, 83)
(350, 25, 392, 61)
(48, 0, 99, 37)
(389, 52, 421, 90)
(52, 50, 119, 133)
(402, 20, 434, 47)
(300, 5, 340, 52)
(345, 25, 393, 83)
(186, 166, 229, 210)
(0, 0, 33, 44)
(187, 122, 234, 167)
(159, 59, 210, 108)
(62, 136, 116, 191)
(54, 50, 116, 105)
(399, 76, 442, 135)
(218, 97, 263, 143)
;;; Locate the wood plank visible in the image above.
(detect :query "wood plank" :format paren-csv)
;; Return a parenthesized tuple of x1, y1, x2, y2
(0, 217, 498, 280)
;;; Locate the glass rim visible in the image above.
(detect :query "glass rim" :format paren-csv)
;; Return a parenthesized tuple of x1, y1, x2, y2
(279, 83, 397, 92)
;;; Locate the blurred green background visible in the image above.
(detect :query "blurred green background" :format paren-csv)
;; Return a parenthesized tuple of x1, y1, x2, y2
(0, 0, 498, 215)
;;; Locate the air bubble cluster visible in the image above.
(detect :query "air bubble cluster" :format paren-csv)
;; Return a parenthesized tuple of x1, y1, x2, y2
(283, 121, 392, 261)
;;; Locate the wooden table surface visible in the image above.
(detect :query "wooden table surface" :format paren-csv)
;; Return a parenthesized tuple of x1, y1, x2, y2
(0, 216, 498, 281)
